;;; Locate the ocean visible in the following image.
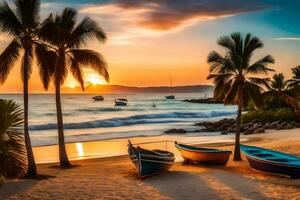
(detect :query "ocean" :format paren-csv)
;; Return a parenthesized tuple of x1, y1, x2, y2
(0, 93, 237, 147)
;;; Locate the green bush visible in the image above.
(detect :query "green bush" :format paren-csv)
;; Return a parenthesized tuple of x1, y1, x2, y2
(242, 108, 299, 123)
(262, 96, 291, 110)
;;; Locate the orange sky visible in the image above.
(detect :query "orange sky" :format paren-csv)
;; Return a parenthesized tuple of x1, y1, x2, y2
(0, 0, 299, 93)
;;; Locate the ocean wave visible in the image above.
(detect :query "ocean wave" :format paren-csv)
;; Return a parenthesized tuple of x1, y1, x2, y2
(29, 110, 236, 131)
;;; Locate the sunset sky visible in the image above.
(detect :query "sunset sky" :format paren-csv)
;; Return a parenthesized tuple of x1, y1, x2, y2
(0, 0, 300, 93)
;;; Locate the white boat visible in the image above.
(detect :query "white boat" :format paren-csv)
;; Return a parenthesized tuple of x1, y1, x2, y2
(115, 99, 127, 106)
(92, 95, 104, 101)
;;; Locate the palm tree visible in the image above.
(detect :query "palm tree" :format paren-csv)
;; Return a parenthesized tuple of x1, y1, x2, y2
(38, 8, 109, 167)
(0, 99, 27, 178)
(263, 73, 299, 110)
(207, 32, 274, 161)
(288, 66, 300, 89)
(0, 0, 47, 177)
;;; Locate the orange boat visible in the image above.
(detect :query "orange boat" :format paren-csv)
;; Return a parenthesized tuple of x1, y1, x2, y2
(175, 142, 231, 165)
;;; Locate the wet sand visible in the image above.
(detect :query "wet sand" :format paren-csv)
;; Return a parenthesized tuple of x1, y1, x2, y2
(1, 128, 300, 200)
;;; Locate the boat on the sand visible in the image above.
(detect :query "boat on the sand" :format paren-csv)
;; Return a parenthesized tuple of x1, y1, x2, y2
(175, 142, 231, 165)
(128, 140, 175, 179)
(241, 144, 300, 179)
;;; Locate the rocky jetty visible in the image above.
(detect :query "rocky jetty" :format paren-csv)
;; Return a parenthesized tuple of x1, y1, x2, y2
(164, 128, 187, 134)
(183, 98, 223, 104)
(195, 118, 300, 135)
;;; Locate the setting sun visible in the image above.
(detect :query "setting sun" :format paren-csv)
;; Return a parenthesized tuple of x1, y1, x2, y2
(86, 74, 106, 85)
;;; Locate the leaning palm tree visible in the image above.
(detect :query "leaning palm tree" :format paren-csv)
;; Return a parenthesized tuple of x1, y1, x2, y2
(263, 73, 299, 110)
(288, 66, 300, 89)
(38, 8, 109, 167)
(207, 32, 274, 161)
(0, 99, 27, 178)
(0, 0, 46, 177)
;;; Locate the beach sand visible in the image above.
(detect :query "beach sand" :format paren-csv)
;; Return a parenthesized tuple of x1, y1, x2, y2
(1, 129, 300, 200)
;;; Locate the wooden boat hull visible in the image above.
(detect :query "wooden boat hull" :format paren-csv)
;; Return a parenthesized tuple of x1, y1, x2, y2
(128, 142, 175, 178)
(175, 143, 231, 165)
(241, 144, 300, 179)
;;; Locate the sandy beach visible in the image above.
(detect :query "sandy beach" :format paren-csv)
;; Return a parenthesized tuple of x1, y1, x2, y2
(1, 128, 300, 200)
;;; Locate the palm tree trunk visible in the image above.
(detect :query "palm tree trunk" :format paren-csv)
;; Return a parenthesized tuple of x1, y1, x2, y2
(23, 50, 37, 177)
(55, 83, 71, 167)
(233, 100, 242, 161)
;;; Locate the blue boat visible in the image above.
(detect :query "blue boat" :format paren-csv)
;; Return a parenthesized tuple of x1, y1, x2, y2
(128, 140, 175, 179)
(241, 144, 300, 179)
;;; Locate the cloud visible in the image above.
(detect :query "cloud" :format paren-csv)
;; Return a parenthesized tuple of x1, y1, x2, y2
(273, 37, 300, 41)
(81, 0, 269, 30)
(80, 0, 270, 44)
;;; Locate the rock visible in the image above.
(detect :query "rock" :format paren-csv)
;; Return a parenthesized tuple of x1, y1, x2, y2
(243, 130, 253, 135)
(183, 98, 223, 104)
(275, 125, 284, 130)
(253, 128, 265, 134)
(271, 121, 280, 127)
(286, 124, 294, 129)
(165, 129, 187, 134)
(263, 125, 270, 129)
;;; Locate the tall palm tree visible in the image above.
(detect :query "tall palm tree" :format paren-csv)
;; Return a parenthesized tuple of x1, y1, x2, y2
(38, 8, 109, 167)
(288, 66, 300, 89)
(207, 32, 274, 161)
(0, 99, 27, 178)
(0, 0, 49, 177)
(263, 73, 299, 110)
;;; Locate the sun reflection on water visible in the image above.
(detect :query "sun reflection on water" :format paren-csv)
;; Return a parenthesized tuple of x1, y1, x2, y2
(76, 143, 84, 157)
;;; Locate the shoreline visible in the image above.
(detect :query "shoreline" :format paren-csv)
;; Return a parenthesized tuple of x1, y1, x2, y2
(32, 128, 300, 164)
(2, 128, 300, 199)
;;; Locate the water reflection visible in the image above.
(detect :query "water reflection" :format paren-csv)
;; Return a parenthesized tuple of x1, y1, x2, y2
(76, 143, 84, 157)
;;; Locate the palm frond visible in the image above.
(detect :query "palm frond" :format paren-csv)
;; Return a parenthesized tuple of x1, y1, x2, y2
(55, 7, 77, 33)
(246, 55, 275, 75)
(69, 49, 109, 82)
(287, 66, 300, 88)
(217, 35, 236, 53)
(35, 43, 56, 89)
(243, 35, 263, 62)
(21, 47, 34, 81)
(69, 57, 84, 90)
(243, 81, 264, 108)
(248, 77, 271, 90)
(0, 99, 26, 178)
(270, 73, 287, 91)
(68, 17, 106, 48)
(15, 0, 40, 28)
(38, 14, 62, 47)
(0, 1, 22, 36)
(223, 80, 239, 105)
(207, 51, 237, 74)
(0, 39, 22, 84)
(231, 32, 243, 56)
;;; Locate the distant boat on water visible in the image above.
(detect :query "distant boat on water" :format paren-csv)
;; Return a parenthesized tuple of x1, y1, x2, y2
(165, 95, 175, 100)
(115, 99, 127, 106)
(241, 144, 300, 179)
(92, 95, 104, 101)
(175, 142, 231, 165)
(165, 78, 175, 100)
(128, 140, 175, 179)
